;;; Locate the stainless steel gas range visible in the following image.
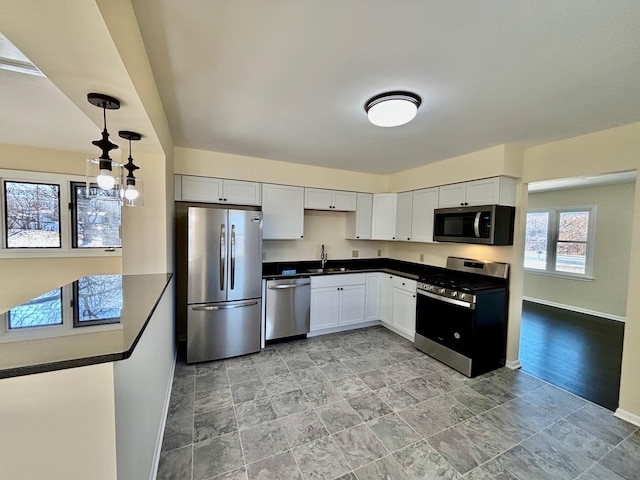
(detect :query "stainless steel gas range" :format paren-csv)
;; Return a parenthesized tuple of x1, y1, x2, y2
(414, 257, 509, 377)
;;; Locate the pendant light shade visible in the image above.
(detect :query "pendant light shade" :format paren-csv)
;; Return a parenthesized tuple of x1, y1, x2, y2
(88, 93, 120, 190)
(365, 91, 421, 127)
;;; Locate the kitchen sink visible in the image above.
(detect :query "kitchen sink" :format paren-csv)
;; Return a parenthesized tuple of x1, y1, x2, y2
(306, 267, 350, 274)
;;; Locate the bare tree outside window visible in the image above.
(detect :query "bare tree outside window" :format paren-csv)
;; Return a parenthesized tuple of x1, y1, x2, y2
(4, 181, 61, 248)
(7, 288, 63, 329)
(71, 183, 122, 248)
(75, 274, 122, 326)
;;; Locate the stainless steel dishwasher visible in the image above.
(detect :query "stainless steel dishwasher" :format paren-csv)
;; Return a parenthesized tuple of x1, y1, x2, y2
(265, 277, 311, 341)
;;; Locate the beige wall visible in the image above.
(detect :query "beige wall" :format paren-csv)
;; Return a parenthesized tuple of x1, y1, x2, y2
(524, 183, 635, 319)
(264, 210, 385, 263)
(0, 363, 117, 480)
(523, 121, 640, 422)
(175, 147, 387, 192)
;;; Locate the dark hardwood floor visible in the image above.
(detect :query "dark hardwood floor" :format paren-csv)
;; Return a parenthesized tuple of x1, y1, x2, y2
(519, 300, 625, 411)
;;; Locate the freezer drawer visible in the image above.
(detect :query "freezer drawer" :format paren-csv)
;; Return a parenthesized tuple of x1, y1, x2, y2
(187, 299, 261, 363)
(266, 278, 310, 341)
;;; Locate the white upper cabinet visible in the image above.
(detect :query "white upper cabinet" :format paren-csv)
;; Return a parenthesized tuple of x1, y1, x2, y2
(180, 175, 261, 205)
(346, 193, 373, 239)
(411, 187, 439, 243)
(304, 188, 357, 211)
(371, 193, 397, 240)
(395, 192, 413, 241)
(438, 177, 516, 208)
(262, 184, 304, 239)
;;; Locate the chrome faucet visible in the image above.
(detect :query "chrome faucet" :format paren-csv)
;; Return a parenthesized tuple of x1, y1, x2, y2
(321, 244, 328, 270)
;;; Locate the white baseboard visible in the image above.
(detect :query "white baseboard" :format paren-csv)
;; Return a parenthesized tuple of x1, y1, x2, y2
(523, 296, 625, 323)
(614, 408, 640, 428)
(149, 351, 177, 480)
(506, 360, 522, 370)
(379, 322, 414, 342)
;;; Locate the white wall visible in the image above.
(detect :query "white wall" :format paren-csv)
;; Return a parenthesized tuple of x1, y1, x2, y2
(0, 363, 117, 480)
(524, 183, 635, 319)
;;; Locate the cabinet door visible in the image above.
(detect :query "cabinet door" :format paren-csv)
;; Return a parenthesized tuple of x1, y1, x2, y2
(465, 178, 501, 206)
(346, 193, 372, 239)
(411, 188, 439, 243)
(262, 184, 304, 239)
(174, 174, 182, 201)
(332, 191, 357, 211)
(310, 287, 340, 331)
(181, 176, 223, 203)
(395, 192, 413, 241)
(379, 275, 394, 324)
(372, 194, 397, 240)
(365, 273, 381, 321)
(223, 180, 261, 206)
(304, 188, 333, 210)
(392, 287, 416, 339)
(340, 284, 366, 326)
(438, 183, 467, 208)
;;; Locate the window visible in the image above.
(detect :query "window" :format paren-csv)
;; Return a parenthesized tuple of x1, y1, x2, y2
(7, 288, 63, 329)
(3, 180, 61, 248)
(71, 182, 122, 248)
(524, 206, 595, 278)
(0, 170, 121, 258)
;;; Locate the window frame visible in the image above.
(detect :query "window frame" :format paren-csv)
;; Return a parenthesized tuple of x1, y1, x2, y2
(70, 181, 122, 249)
(524, 205, 597, 280)
(3, 179, 63, 249)
(0, 169, 121, 259)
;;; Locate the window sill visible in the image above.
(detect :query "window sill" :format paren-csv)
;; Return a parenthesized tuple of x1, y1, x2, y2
(524, 269, 593, 282)
(0, 249, 122, 259)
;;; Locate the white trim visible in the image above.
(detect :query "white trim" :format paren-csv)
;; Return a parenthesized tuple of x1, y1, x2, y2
(523, 296, 626, 322)
(614, 408, 640, 428)
(379, 321, 414, 342)
(149, 351, 177, 480)
(506, 360, 522, 370)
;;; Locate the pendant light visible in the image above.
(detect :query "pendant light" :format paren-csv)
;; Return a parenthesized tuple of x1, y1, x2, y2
(118, 130, 141, 201)
(365, 91, 421, 127)
(87, 93, 120, 190)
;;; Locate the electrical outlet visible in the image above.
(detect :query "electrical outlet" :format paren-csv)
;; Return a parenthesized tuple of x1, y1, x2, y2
(420, 253, 424, 262)
(377, 249, 382, 257)
(262, 251, 266, 261)
(352, 250, 359, 258)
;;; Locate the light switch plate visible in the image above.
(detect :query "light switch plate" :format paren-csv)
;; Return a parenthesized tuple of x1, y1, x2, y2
(352, 250, 358, 258)
(377, 249, 382, 257)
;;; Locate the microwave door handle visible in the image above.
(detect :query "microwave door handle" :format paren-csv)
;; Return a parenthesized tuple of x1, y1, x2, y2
(474, 212, 481, 237)
(220, 224, 226, 290)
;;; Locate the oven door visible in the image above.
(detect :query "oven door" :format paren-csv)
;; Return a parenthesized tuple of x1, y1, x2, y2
(415, 288, 474, 357)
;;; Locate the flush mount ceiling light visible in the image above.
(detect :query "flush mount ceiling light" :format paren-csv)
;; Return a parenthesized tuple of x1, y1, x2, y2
(87, 92, 120, 190)
(364, 91, 421, 127)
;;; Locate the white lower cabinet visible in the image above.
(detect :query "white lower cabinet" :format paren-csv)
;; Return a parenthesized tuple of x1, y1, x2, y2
(365, 273, 381, 321)
(391, 277, 417, 339)
(310, 274, 365, 332)
(379, 274, 394, 324)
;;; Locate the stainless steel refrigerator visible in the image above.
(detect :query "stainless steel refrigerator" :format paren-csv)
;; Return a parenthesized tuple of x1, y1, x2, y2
(182, 206, 263, 363)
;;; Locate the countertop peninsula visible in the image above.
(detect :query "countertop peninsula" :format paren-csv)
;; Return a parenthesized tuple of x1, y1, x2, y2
(0, 273, 172, 379)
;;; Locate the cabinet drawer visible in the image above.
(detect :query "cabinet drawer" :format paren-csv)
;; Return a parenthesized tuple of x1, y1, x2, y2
(311, 273, 366, 289)
(393, 276, 416, 292)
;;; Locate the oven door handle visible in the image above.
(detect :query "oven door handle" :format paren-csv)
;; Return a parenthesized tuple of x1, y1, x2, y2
(417, 288, 475, 310)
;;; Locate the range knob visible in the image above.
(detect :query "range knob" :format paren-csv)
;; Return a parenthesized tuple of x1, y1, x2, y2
(439, 288, 446, 295)
(459, 293, 466, 301)
(452, 291, 458, 297)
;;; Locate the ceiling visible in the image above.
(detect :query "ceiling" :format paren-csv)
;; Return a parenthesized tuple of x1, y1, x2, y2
(1, 1, 640, 176)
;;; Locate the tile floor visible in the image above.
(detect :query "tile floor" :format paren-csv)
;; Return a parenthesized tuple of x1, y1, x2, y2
(157, 326, 640, 480)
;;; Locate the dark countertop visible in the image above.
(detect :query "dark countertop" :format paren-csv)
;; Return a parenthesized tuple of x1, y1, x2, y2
(262, 258, 446, 281)
(0, 273, 172, 379)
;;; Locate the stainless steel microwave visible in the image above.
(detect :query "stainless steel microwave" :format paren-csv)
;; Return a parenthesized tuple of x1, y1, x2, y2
(433, 205, 515, 245)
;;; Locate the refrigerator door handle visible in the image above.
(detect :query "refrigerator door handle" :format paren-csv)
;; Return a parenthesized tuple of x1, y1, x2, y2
(191, 300, 258, 311)
(231, 224, 236, 290)
(220, 223, 226, 290)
